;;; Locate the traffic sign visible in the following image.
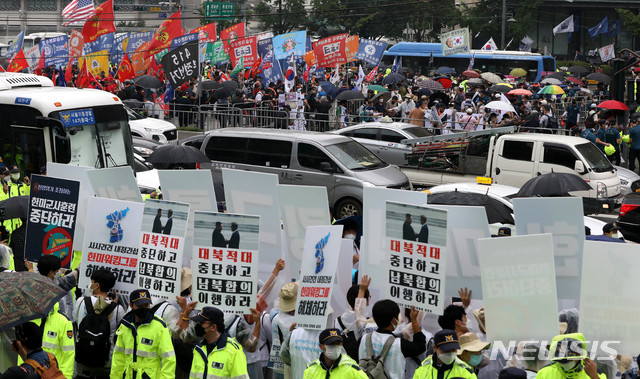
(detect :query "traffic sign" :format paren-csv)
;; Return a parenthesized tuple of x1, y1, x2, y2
(204, 2, 235, 19)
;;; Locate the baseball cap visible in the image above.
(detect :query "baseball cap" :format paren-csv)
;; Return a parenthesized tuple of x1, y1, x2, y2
(590, 103, 597, 108)
(40, 166, 47, 175)
(497, 227, 511, 237)
(434, 329, 460, 352)
(499, 367, 527, 379)
(129, 289, 153, 305)
(190, 306, 225, 324)
(602, 222, 621, 234)
(1, 167, 9, 176)
(319, 328, 343, 345)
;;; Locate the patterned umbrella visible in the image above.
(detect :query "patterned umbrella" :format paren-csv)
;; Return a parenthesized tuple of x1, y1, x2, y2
(480, 72, 503, 84)
(462, 70, 480, 78)
(0, 272, 68, 332)
(538, 85, 565, 95)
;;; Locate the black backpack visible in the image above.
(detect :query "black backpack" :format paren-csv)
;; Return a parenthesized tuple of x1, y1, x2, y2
(547, 115, 559, 129)
(75, 297, 117, 367)
(337, 316, 361, 361)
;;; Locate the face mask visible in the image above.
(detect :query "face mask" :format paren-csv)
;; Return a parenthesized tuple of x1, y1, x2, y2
(11, 173, 20, 181)
(438, 352, 457, 365)
(344, 234, 356, 240)
(133, 308, 151, 320)
(324, 345, 342, 360)
(559, 361, 578, 372)
(467, 354, 482, 367)
(194, 323, 207, 337)
(611, 233, 619, 239)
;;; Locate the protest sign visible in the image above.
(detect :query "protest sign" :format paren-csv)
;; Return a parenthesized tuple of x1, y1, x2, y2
(161, 41, 199, 89)
(221, 22, 246, 53)
(192, 211, 260, 314)
(355, 38, 387, 66)
(478, 233, 559, 342)
(126, 31, 153, 53)
(440, 28, 470, 56)
(514, 197, 585, 299)
(69, 30, 85, 60)
(40, 35, 69, 66)
(170, 33, 198, 50)
(579, 241, 640, 356)
(385, 202, 448, 314)
(24, 45, 40, 72)
(294, 225, 343, 329)
(332, 238, 355, 320)
(78, 197, 144, 297)
(230, 36, 258, 67)
(277, 184, 330, 277)
(25, 175, 79, 268)
(138, 199, 190, 301)
(87, 166, 142, 202)
(313, 34, 348, 68)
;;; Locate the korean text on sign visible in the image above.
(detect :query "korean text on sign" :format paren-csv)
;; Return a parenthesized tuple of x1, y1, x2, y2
(138, 232, 182, 300)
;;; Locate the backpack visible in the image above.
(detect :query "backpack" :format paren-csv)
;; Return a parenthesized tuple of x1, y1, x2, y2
(75, 297, 117, 367)
(547, 116, 559, 129)
(337, 316, 360, 361)
(359, 333, 396, 379)
(585, 114, 595, 129)
(24, 352, 65, 379)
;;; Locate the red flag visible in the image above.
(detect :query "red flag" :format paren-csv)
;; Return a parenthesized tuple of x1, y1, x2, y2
(65, 59, 74, 83)
(245, 56, 262, 80)
(34, 49, 46, 75)
(117, 53, 135, 82)
(365, 65, 379, 82)
(303, 63, 311, 83)
(81, 0, 116, 44)
(191, 23, 217, 43)
(76, 60, 92, 88)
(0, 65, 5, 72)
(220, 72, 229, 82)
(147, 11, 183, 53)
(7, 50, 28, 73)
(230, 36, 257, 68)
(313, 33, 348, 68)
(147, 56, 161, 77)
(220, 23, 245, 54)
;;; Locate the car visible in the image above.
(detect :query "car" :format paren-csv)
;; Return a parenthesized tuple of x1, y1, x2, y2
(614, 165, 640, 196)
(617, 192, 640, 243)
(132, 136, 162, 159)
(133, 152, 153, 173)
(125, 105, 178, 143)
(329, 120, 434, 165)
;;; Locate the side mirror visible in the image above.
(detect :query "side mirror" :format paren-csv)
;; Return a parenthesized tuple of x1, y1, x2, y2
(574, 160, 585, 174)
(319, 161, 335, 173)
(37, 116, 71, 164)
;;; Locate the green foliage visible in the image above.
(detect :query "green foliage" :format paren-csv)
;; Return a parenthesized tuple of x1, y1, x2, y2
(251, 0, 307, 35)
(617, 9, 640, 37)
(556, 60, 590, 69)
(407, 0, 462, 42)
(116, 20, 146, 28)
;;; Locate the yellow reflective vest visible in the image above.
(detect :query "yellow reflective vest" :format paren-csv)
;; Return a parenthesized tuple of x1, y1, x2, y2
(413, 356, 477, 379)
(189, 332, 249, 379)
(303, 354, 368, 379)
(110, 312, 176, 379)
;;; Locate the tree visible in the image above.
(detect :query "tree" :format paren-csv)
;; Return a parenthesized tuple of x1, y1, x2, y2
(618, 9, 640, 37)
(252, 0, 307, 35)
(405, 0, 462, 42)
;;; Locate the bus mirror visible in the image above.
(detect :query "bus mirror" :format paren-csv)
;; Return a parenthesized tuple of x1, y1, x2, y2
(36, 117, 71, 164)
(36, 116, 67, 137)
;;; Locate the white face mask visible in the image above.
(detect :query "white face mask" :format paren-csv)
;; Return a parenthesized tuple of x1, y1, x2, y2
(611, 233, 619, 239)
(344, 234, 356, 240)
(11, 173, 20, 181)
(324, 345, 342, 360)
(438, 352, 457, 365)
(559, 361, 578, 372)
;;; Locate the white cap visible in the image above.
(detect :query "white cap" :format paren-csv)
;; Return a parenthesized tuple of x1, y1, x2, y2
(590, 103, 597, 108)
(466, 108, 473, 114)
(541, 100, 548, 105)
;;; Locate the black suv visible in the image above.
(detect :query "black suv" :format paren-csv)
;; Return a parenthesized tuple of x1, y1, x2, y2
(617, 193, 640, 243)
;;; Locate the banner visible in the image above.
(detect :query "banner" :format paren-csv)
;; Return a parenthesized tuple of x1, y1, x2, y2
(78, 197, 144, 296)
(230, 36, 258, 68)
(355, 38, 386, 66)
(294, 225, 343, 329)
(170, 33, 198, 50)
(126, 31, 153, 53)
(131, 41, 151, 77)
(192, 211, 260, 314)
(257, 38, 283, 84)
(24, 45, 40, 72)
(81, 0, 116, 44)
(385, 202, 448, 314)
(82, 50, 109, 77)
(207, 40, 230, 64)
(303, 50, 317, 67)
(161, 41, 199, 89)
(221, 22, 246, 53)
(598, 44, 615, 62)
(87, 167, 142, 202)
(191, 23, 217, 43)
(478, 234, 559, 342)
(313, 34, 348, 68)
(440, 27, 470, 56)
(111, 32, 128, 64)
(345, 35, 360, 62)
(6, 31, 24, 58)
(40, 35, 69, 66)
(272, 31, 307, 60)
(25, 175, 79, 268)
(138, 199, 190, 301)
(68, 30, 85, 60)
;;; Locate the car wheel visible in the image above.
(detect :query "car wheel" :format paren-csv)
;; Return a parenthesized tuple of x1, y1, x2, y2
(335, 198, 362, 219)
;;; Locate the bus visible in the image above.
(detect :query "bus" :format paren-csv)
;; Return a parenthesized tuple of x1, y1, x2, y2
(383, 42, 556, 83)
(22, 32, 68, 50)
(0, 73, 135, 176)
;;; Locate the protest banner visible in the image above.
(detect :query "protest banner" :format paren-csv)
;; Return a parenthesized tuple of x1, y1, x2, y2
(345, 35, 360, 62)
(69, 30, 85, 60)
(385, 202, 448, 314)
(221, 22, 246, 53)
(208, 40, 230, 64)
(440, 28, 470, 56)
(83, 50, 110, 77)
(161, 41, 199, 89)
(277, 184, 330, 277)
(126, 31, 153, 54)
(272, 31, 307, 60)
(514, 197, 585, 299)
(40, 35, 69, 66)
(294, 225, 343, 329)
(25, 175, 79, 269)
(192, 211, 260, 314)
(78, 197, 144, 297)
(313, 33, 348, 68)
(138, 199, 190, 301)
(87, 166, 142, 202)
(230, 36, 258, 68)
(170, 33, 198, 50)
(333, 238, 355, 320)
(355, 38, 387, 66)
(579, 241, 640, 356)
(478, 233, 559, 342)
(24, 45, 40, 72)
(191, 23, 217, 43)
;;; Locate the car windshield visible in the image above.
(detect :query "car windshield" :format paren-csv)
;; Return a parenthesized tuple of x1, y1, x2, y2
(575, 142, 614, 173)
(325, 141, 387, 170)
(403, 126, 434, 138)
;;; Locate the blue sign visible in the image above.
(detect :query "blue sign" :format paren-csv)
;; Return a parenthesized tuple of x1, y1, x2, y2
(170, 33, 199, 50)
(84, 33, 115, 55)
(111, 32, 129, 64)
(126, 31, 153, 54)
(40, 35, 69, 67)
(59, 109, 95, 127)
(257, 38, 283, 84)
(355, 38, 387, 66)
(15, 97, 31, 105)
(272, 31, 307, 60)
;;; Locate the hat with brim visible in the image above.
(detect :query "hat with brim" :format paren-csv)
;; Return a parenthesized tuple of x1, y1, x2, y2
(434, 329, 460, 352)
(278, 281, 299, 312)
(190, 306, 224, 324)
(472, 307, 486, 333)
(459, 332, 491, 352)
(319, 328, 343, 345)
(180, 267, 192, 292)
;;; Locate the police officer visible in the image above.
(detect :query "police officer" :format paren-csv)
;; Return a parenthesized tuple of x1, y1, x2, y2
(303, 328, 367, 378)
(189, 306, 249, 379)
(111, 289, 176, 379)
(413, 329, 477, 379)
(536, 333, 605, 379)
(7, 165, 29, 196)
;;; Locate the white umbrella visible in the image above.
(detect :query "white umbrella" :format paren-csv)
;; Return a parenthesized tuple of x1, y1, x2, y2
(541, 78, 562, 85)
(485, 100, 516, 113)
(480, 72, 503, 84)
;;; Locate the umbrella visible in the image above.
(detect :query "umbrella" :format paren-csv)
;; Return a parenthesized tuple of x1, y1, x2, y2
(597, 100, 629, 111)
(435, 77, 453, 89)
(0, 196, 29, 219)
(416, 88, 433, 97)
(543, 72, 566, 81)
(466, 78, 484, 85)
(489, 84, 513, 93)
(372, 91, 391, 102)
(435, 66, 456, 75)
(565, 77, 584, 86)
(515, 172, 592, 197)
(382, 73, 406, 84)
(509, 68, 527, 77)
(222, 80, 239, 92)
(336, 90, 365, 101)
(462, 70, 480, 78)
(586, 73, 611, 84)
(133, 75, 162, 89)
(200, 80, 222, 91)
(213, 86, 234, 100)
(427, 191, 514, 224)
(541, 77, 562, 85)
(568, 66, 589, 75)
(367, 85, 388, 92)
(0, 271, 68, 332)
(147, 144, 210, 169)
(538, 85, 565, 95)
(480, 72, 503, 84)
(485, 100, 516, 113)
(319, 81, 339, 99)
(416, 78, 445, 91)
(428, 92, 451, 107)
(508, 89, 533, 96)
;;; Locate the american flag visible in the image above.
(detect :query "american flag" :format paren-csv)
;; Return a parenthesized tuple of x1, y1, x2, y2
(62, 0, 94, 26)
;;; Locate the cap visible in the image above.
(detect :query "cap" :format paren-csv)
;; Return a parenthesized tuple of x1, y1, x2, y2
(497, 227, 511, 237)
(602, 222, 621, 234)
(499, 367, 527, 379)
(8, 165, 20, 173)
(433, 329, 460, 352)
(129, 289, 153, 305)
(319, 328, 343, 345)
(466, 108, 473, 114)
(590, 103, 597, 108)
(458, 332, 491, 352)
(190, 306, 225, 324)
(40, 166, 47, 174)
(180, 267, 192, 292)
(1, 167, 9, 176)
(472, 307, 485, 333)
(278, 281, 299, 312)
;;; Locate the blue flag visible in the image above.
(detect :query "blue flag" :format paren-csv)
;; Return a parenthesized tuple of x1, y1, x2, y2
(84, 33, 114, 55)
(272, 31, 307, 60)
(164, 82, 174, 103)
(40, 35, 69, 67)
(355, 38, 387, 66)
(112, 33, 129, 65)
(392, 56, 402, 73)
(6, 31, 24, 58)
(170, 33, 199, 50)
(588, 17, 608, 38)
(608, 18, 621, 38)
(126, 31, 153, 54)
(257, 38, 283, 84)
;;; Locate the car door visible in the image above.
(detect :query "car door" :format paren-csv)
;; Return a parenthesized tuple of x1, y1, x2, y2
(290, 141, 337, 202)
(347, 128, 384, 157)
(378, 128, 412, 165)
(493, 139, 536, 187)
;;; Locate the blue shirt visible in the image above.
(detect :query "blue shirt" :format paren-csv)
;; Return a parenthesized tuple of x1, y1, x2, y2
(596, 128, 607, 151)
(629, 125, 640, 150)
(566, 105, 580, 123)
(605, 126, 621, 150)
(581, 129, 597, 145)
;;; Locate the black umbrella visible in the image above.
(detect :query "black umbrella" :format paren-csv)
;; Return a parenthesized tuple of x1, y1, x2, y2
(382, 73, 406, 84)
(428, 92, 451, 107)
(427, 191, 514, 224)
(336, 90, 365, 101)
(489, 84, 512, 93)
(435, 66, 456, 75)
(222, 80, 239, 92)
(319, 81, 339, 99)
(416, 88, 433, 97)
(586, 73, 611, 84)
(133, 75, 162, 89)
(147, 145, 210, 169)
(514, 172, 592, 197)
(213, 86, 234, 100)
(372, 91, 391, 102)
(568, 66, 589, 75)
(543, 72, 566, 80)
(0, 196, 29, 219)
(201, 80, 222, 91)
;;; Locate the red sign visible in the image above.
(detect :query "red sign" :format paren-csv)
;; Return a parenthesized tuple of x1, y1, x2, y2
(220, 22, 245, 54)
(69, 30, 85, 59)
(230, 36, 257, 67)
(313, 33, 348, 68)
(42, 227, 73, 268)
(191, 23, 217, 43)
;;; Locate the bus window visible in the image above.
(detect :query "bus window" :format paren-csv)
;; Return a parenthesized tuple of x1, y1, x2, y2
(543, 58, 556, 72)
(0, 105, 45, 176)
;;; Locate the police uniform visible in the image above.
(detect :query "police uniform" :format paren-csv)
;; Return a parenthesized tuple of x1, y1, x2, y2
(111, 289, 177, 379)
(413, 329, 477, 379)
(189, 307, 249, 379)
(303, 328, 367, 379)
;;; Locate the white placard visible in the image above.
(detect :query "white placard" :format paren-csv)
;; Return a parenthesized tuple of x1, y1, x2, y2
(514, 197, 585, 299)
(138, 199, 190, 301)
(78, 197, 144, 297)
(277, 184, 330, 277)
(332, 238, 355, 321)
(478, 233, 559, 343)
(295, 225, 343, 330)
(385, 201, 448, 314)
(87, 166, 143, 202)
(579, 241, 640, 356)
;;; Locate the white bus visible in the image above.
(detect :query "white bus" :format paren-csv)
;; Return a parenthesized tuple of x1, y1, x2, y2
(0, 73, 134, 175)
